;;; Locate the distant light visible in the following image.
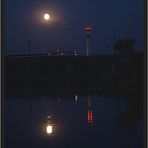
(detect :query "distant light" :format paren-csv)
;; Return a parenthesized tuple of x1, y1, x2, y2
(44, 13, 50, 20)
(46, 124, 53, 134)
(75, 94, 78, 102)
(47, 116, 51, 120)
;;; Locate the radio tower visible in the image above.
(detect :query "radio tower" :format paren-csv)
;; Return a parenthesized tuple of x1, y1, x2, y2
(85, 25, 92, 56)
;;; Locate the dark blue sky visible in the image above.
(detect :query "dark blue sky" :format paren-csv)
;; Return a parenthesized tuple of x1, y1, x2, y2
(5, 0, 144, 55)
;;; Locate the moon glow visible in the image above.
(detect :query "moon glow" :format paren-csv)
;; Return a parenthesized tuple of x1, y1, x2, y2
(44, 13, 50, 20)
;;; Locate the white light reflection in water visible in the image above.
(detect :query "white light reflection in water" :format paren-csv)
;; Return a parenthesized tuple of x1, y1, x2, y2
(45, 115, 54, 135)
(74, 94, 78, 102)
(46, 124, 53, 134)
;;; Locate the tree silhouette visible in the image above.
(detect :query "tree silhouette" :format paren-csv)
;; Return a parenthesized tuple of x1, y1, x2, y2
(113, 38, 136, 56)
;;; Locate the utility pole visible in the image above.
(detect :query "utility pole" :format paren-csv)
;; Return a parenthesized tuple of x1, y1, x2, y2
(28, 40, 31, 54)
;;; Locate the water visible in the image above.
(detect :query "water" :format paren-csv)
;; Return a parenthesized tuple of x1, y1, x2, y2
(5, 94, 144, 148)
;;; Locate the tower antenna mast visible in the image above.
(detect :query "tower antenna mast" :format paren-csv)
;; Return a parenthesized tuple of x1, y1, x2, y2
(85, 25, 92, 56)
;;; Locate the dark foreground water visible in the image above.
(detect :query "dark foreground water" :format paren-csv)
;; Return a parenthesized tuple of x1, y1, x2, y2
(4, 94, 144, 148)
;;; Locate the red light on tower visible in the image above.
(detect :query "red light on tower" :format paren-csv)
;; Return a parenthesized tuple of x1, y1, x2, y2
(85, 25, 92, 32)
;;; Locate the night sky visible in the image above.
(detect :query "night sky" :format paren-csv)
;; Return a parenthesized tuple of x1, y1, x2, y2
(4, 0, 144, 55)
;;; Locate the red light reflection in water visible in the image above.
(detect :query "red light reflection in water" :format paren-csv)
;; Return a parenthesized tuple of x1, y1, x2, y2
(87, 96, 93, 124)
(88, 110, 93, 123)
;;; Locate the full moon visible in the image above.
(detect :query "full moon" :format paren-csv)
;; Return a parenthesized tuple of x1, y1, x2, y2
(44, 13, 50, 20)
